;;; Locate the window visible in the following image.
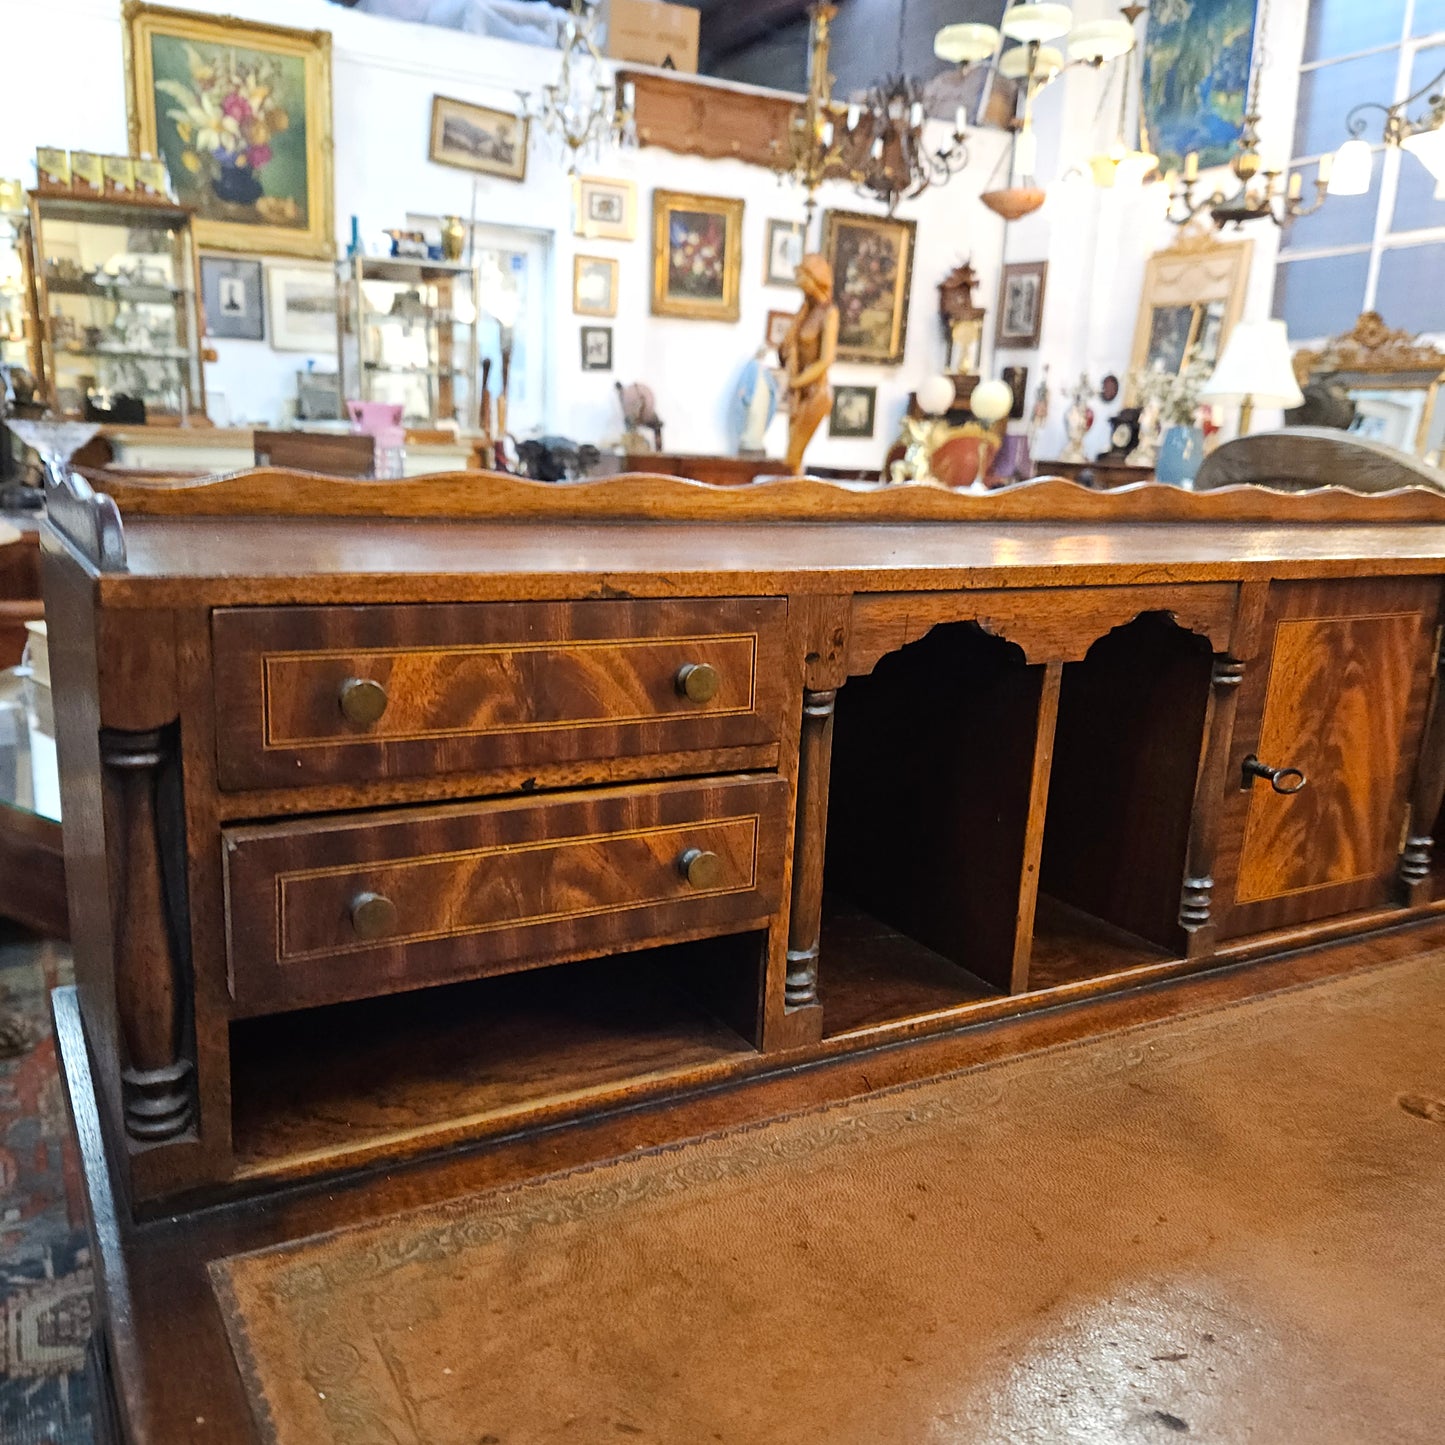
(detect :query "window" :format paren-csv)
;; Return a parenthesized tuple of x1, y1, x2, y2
(1274, 3, 1445, 342)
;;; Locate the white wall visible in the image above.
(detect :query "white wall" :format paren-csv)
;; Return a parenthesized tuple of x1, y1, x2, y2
(0, 0, 1015, 469)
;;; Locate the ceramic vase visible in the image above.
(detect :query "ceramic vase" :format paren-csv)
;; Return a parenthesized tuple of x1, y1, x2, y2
(1156, 424, 1206, 486)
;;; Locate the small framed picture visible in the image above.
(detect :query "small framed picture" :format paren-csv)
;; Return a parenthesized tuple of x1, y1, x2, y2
(573, 254, 619, 317)
(266, 263, 337, 352)
(202, 256, 265, 341)
(575, 176, 637, 241)
(581, 324, 613, 371)
(997, 261, 1048, 350)
(830, 384, 877, 439)
(429, 95, 528, 181)
(765, 219, 805, 286)
(766, 308, 793, 351)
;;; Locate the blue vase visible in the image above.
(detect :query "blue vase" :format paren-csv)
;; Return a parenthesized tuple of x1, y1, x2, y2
(1157, 425, 1205, 485)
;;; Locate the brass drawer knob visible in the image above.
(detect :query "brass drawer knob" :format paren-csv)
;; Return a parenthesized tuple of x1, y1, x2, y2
(339, 676, 388, 726)
(676, 662, 720, 704)
(1241, 754, 1307, 795)
(678, 848, 724, 890)
(350, 891, 397, 940)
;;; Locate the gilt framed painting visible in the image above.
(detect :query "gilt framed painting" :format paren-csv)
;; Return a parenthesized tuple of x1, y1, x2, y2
(429, 96, 528, 181)
(822, 210, 916, 365)
(124, 3, 335, 259)
(652, 189, 744, 322)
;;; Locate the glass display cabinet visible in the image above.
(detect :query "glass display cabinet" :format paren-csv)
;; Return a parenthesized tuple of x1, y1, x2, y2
(337, 255, 479, 428)
(0, 188, 28, 375)
(24, 192, 205, 422)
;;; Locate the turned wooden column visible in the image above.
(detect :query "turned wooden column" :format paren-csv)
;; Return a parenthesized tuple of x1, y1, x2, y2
(1178, 655, 1246, 951)
(100, 725, 194, 1141)
(1400, 625, 1445, 904)
(785, 687, 836, 1008)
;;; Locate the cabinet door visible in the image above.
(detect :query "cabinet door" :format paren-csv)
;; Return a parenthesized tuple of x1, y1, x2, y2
(1214, 577, 1441, 938)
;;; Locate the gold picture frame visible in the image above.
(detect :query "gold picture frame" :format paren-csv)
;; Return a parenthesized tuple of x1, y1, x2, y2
(651, 189, 744, 322)
(573, 254, 619, 318)
(1128, 228, 1253, 402)
(123, 2, 335, 260)
(429, 96, 528, 182)
(822, 209, 916, 365)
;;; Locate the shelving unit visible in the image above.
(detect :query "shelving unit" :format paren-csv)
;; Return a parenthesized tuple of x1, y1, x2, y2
(337, 253, 479, 427)
(24, 191, 205, 421)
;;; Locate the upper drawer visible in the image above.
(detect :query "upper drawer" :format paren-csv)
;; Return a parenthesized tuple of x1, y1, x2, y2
(212, 599, 789, 790)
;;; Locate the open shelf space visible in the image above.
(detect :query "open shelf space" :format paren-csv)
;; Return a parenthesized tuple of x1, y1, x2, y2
(820, 622, 1041, 1029)
(1030, 612, 1212, 987)
(230, 936, 763, 1177)
(817, 897, 1001, 1038)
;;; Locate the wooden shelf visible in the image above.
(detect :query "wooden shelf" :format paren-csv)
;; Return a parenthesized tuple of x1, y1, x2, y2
(1027, 893, 1174, 992)
(818, 897, 1001, 1038)
(230, 946, 757, 1179)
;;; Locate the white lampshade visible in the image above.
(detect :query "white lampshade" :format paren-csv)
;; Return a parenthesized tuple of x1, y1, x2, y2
(1066, 17, 1135, 63)
(971, 379, 1015, 423)
(1200, 320, 1305, 409)
(1000, 2, 1073, 44)
(935, 22, 1000, 63)
(1402, 125, 1445, 182)
(917, 374, 958, 416)
(1328, 138, 1373, 195)
(999, 43, 1063, 80)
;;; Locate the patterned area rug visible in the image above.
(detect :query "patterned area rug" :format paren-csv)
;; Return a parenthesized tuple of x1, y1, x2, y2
(0, 929, 93, 1445)
(216, 951, 1445, 1445)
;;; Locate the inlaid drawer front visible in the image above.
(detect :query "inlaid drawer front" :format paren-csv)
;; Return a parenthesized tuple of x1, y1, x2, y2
(222, 775, 789, 1015)
(212, 599, 788, 790)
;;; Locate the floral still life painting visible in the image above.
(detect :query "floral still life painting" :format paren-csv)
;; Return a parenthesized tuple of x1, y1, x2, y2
(651, 190, 744, 322)
(125, 4, 334, 259)
(822, 211, 916, 365)
(1142, 0, 1258, 172)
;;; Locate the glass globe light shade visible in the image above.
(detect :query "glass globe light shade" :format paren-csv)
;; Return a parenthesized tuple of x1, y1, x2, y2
(1327, 138, 1373, 195)
(934, 22, 1001, 63)
(917, 375, 958, 416)
(971, 380, 1015, 424)
(1402, 124, 1445, 182)
(1065, 17, 1134, 63)
(998, 43, 1063, 80)
(1114, 148, 1158, 186)
(999, 3, 1074, 44)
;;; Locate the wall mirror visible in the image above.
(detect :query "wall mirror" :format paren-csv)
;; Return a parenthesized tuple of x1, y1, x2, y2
(1128, 230, 1254, 402)
(1292, 313, 1445, 464)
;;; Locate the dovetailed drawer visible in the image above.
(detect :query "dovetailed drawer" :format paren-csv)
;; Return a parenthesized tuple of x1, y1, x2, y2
(222, 775, 789, 1016)
(212, 598, 788, 791)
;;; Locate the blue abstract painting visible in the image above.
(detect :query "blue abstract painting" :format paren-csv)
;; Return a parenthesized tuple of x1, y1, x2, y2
(1142, 0, 1259, 172)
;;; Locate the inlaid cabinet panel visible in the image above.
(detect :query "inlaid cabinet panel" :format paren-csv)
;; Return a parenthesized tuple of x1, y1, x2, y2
(223, 775, 789, 1016)
(1215, 577, 1442, 937)
(212, 598, 788, 790)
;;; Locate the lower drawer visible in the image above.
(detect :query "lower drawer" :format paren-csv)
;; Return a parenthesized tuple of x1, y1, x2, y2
(222, 775, 789, 1016)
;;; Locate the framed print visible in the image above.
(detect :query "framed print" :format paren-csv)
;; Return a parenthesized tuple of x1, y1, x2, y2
(266, 264, 337, 352)
(123, 2, 335, 260)
(829, 385, 877, 438)
(1128, 234, 1252, 401)
(766, 308, 793, 351)
(581, 325, 613, 371)
(573, 254, 618, 317)
(575, 176, 637, 241)
(429, 96, 528, 181)
(201, 255, 264, 340)
(652, 189, 745, 322)
(765, 218, 805, 286)
(996, 261, 1048, 350)
(822, 210, 916, 365)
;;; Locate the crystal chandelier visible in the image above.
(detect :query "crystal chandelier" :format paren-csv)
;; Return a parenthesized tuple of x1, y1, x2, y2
(517, 0, 636, 174)
(1162, 0, 1328, 227)
(1328, 55, 1445, 197)
(934, 2, 1138, 221)
(776, 2, 972, 224)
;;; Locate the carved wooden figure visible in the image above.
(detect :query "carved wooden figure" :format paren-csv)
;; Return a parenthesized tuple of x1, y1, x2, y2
(779, 254, 840, 475)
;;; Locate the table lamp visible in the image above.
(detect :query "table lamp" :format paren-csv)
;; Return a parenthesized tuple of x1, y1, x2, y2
(1200, 319, 1304, 437)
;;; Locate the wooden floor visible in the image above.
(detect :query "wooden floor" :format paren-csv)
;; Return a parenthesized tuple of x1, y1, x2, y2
(59, 914, 1445, 1444)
